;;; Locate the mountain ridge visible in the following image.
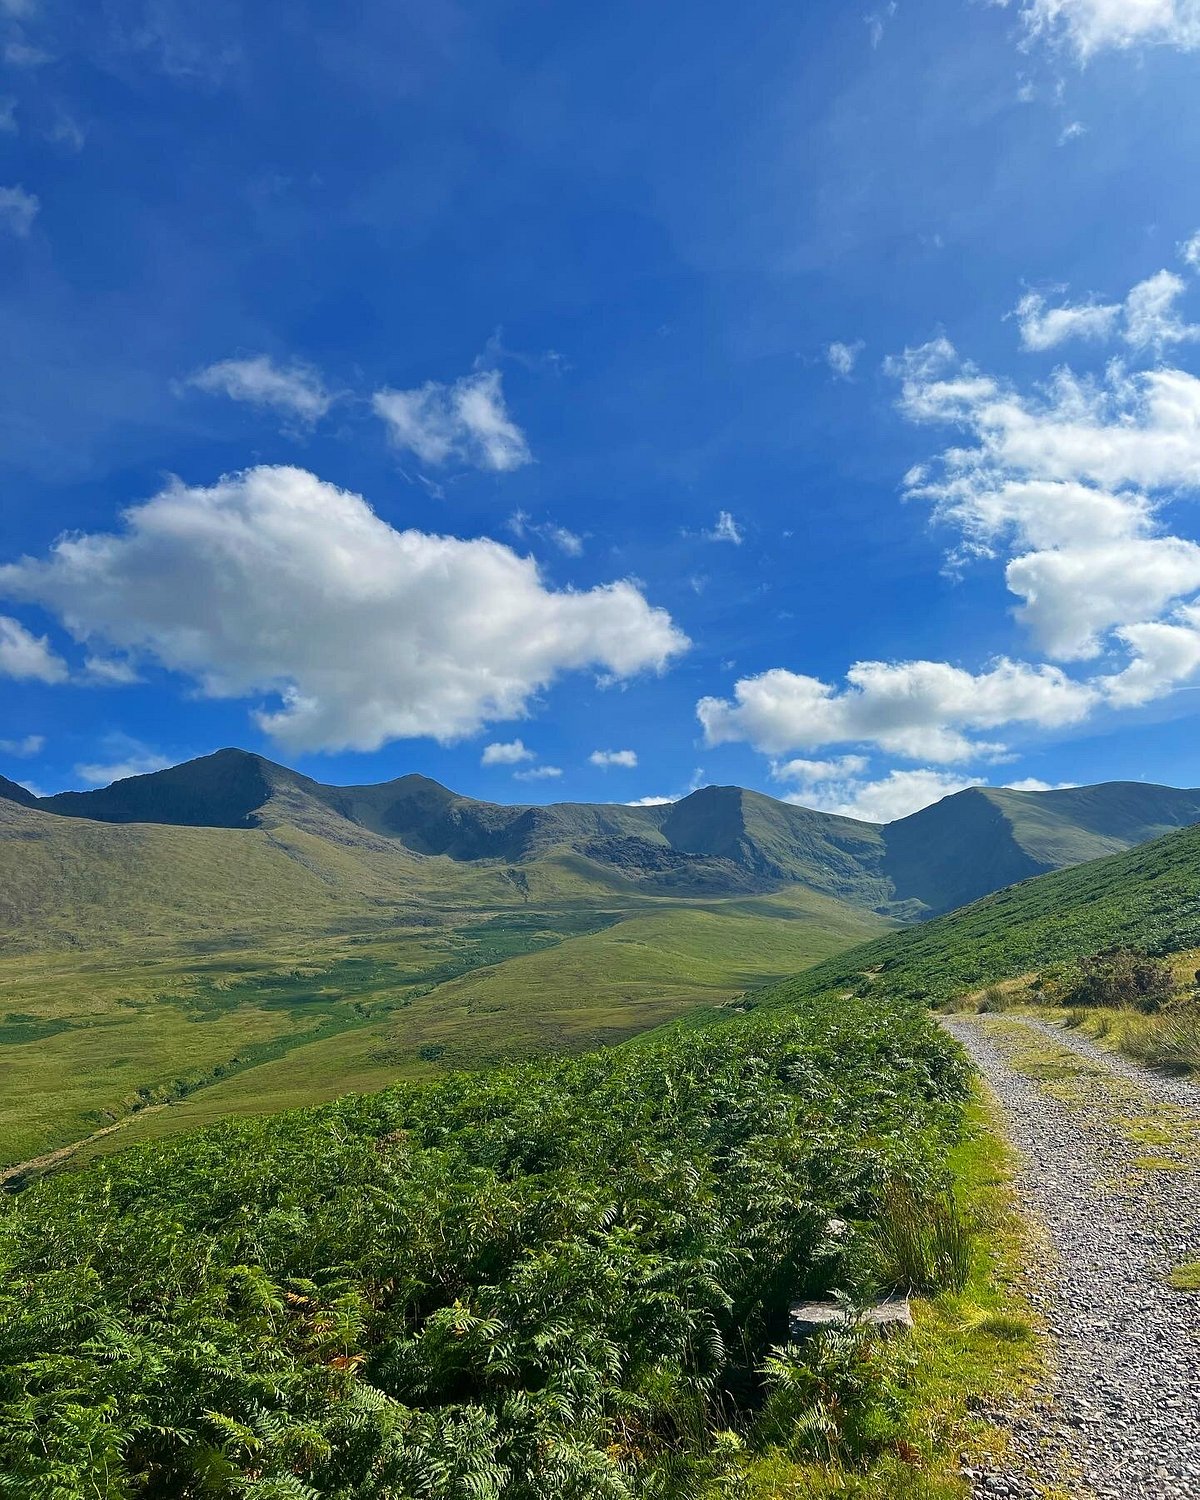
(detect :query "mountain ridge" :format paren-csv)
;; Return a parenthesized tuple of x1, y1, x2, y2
(5, 748, 1200, 917)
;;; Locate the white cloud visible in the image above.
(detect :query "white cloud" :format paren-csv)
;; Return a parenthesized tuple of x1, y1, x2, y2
(1057, 120, 1087, 145)
(0, 185, 38, 236)
(865, 2, 897, 46)
(1005, 777, 1077, 791)
(0, 734, 44, 757)
(373, 369, 530, 472)
(826, 340, 865, 378)
(1017, 0, 1200, 57)
(787, 767, 984, 824)
(514, 764, 563, 781)
(705, 510, 744, 545)
(1014, 273, 1198, 355)
(590, 748, 638, 768)
(3, 41, 49, 67)
(481, 739, 536, 766)
(1014, 291, 1120, 351)
(508, 510, 584, 556)
(187, 355, 334, 423)
(82, 654, 141, 685)
(75, 745, 172, 788)
(1006, 536, 1200, 658)
(626, 794, 675, 806)
(895, 339, 1200, 655)
(0, 466, 687, 753)
(0, 98, 16, 134)
(1182, 231, 1200, 271)
(771, 755, 870, 782)
(0, 615, 67, 682)
(698, 659, 1094, 764)
(1122, 270, 1200, 352)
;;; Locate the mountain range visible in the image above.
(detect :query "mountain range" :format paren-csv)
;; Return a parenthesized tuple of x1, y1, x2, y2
(6, 747, 1200, 1168)
(8, 747, 1200, 916)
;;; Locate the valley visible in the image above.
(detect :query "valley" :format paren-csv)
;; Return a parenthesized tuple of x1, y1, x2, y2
(6, 750, 1200, 1167)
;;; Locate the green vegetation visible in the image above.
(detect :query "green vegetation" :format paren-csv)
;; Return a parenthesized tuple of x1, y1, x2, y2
(1167, 1260, 1200, 1291)
(0, 992, 981, 1498)
(0, 872, 886, 1169)
(761, 821, 1200, 1014)
(1056, 949, 1175, 1012)
(9, 752, 1200, 1162)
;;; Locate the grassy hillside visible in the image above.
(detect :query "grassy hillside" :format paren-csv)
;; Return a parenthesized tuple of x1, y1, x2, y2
(0, 794, 888, 1167)
(756, 820, 1200, 1011)
(881, 781, 1200, 914)
(0, 990, 974, 1499)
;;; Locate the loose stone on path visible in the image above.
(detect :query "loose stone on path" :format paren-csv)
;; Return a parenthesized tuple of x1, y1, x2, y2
(945, 1015, 1200, 1500)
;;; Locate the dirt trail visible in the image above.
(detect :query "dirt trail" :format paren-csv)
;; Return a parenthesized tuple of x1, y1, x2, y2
(0, 1103, 170, 1191)
(945, 1015, 1200, 1500)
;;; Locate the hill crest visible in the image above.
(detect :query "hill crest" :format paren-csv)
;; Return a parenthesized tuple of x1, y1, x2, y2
(4, 750, 1200, 916)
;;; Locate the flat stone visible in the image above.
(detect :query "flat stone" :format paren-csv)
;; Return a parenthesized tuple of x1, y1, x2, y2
(788, 1295, 913, 1339)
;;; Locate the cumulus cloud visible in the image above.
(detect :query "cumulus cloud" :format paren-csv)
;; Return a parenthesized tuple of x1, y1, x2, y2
(698, 659, 1093, 764)
(0, 733, 44, 757)
(1182, 231, 1200, 271)
(771, 755, 870, 783)
(373, 369, 530, 472)
(514, 764, 563, 781)
(895, 337, 1200, 659)
(1014, 272, 1198, 355)
(1014, 291, 1120, 351)
(590, 748, 638, 768)
(0, 466, 688, 753)
(186, 355, 334, 423)
(1017, 0, 1200, 57)
(0, 185, 38, 236)
(0, 615, 67, 682)
(481, 739, 536, 766)
(787, 767, 983, 824)
(826, 340, 865, 378)
(705, 511, 744, 544)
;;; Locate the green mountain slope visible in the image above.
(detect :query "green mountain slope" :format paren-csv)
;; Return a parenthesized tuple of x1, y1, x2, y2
(7, 749, 1200, 1166)
(755, 819, 1200, 1011)
(0, 787, 890, 1167)
(11, 749, 1200, 916)
(883, 782, 1200, 914)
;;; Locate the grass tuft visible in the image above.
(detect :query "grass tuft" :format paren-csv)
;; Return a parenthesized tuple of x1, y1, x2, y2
(1167, 1260, 1200, 1292)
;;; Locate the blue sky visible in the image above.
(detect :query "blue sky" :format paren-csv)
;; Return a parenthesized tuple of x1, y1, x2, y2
(3, 0, 1200, 821)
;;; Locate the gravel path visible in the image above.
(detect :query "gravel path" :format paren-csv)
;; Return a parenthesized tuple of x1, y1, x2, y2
(944, 1015, 1200, 1500)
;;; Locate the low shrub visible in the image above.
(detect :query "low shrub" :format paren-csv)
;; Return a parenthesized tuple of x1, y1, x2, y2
(1060, 949, 1176, 1013)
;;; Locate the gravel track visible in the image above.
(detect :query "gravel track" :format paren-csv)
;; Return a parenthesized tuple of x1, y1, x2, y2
(944, 1016, 1200, 1500)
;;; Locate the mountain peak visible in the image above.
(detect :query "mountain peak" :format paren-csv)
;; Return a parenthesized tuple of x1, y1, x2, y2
(0, 774, 37, 808)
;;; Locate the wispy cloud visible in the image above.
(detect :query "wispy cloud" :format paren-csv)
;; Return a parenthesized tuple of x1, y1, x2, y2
(74, 739, 172, 788)
(1016, 0, 1200, 58)
(0, 185, 38, 236)
(826, 340, 865, 379)
(0, 733, 44, 758)
(508, 510, 584, 556)
(513, 764, 563, 781)
(374, 369, 531, 472)
(186, 355, 334, 423)
(705, 510, 744, 545)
